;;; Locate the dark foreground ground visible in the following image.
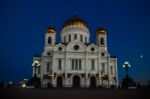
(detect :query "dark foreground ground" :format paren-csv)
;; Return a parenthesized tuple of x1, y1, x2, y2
(0, 88, 150, 99)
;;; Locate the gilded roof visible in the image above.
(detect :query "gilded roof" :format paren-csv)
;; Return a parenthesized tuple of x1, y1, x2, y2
(62, 15, 88, 29)
(46, 27, 56, 33)
(96, 27, 106, 35)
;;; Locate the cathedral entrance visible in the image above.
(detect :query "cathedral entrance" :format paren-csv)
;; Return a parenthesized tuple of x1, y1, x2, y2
(90, 76, 96, 87)
(73, 76, 80, 88)
(57, 76, 63, 88)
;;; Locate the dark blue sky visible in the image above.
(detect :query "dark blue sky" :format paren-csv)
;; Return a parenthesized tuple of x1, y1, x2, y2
(0, 0, 150, 84)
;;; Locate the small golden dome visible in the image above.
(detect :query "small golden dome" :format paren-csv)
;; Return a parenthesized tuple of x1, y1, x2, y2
(46, 27, 56, 33)
(62, 15, 88, 29)
(96, 27, 106, 35)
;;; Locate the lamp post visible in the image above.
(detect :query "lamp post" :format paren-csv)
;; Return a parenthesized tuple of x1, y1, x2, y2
(32, 60, 40, 77)
(123, 61, 131, 77)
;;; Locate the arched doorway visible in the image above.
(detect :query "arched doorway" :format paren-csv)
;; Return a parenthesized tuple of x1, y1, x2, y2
(90, 76, 96, 87)
(73, 76, 80, 88)
(57, 76, 63, 88)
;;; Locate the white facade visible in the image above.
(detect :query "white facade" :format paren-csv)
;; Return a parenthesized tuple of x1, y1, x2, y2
(32, 15, 118, 88)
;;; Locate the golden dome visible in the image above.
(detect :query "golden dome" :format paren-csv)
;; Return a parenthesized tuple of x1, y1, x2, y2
(46, 27, 56, 33)
(96, 27, 106, 35)
(62, 15, 88, 29)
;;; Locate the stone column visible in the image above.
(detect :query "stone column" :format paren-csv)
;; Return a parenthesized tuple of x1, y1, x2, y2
(52, 53, 56, 87)
(115, 59, 119, 88)
(85, 52, 89, 87)
(41, 56, 44, 87)
(107, 56, 110, 88)
(64, 52, 68, 87)
(98, 51, 101, 86)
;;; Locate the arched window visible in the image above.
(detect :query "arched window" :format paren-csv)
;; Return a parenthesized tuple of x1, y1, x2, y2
(86, 37, 88, 43)
(85, 37, 87, 43)
(80, 35, 83, 42)
(46, 62, 50, 72)
(75, 34, 77, 40)
(58, 59, 61, 70)
(100, 38, 104, 45)
(64, 36, 66, 43)
(91, 59, 95, 70)
(101, 63, 105, 73)
(48, 37, 51, 44)
(79, 59, 82, 70)
(69, 35, 71, 42)
(72, 59, 75, 70)
(75, 59, 78, 70)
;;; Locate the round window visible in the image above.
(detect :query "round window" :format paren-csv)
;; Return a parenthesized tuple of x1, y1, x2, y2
(74, 45, 79, 50)
(91, 48, 95, 51)
(47, 52, 51, 55)
(101, 53, 105, 56)
(58, 47, 62, 51)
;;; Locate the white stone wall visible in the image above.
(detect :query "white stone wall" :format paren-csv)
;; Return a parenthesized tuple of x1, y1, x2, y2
(34, 40, 118, 88)
(32, 23, 118, 88)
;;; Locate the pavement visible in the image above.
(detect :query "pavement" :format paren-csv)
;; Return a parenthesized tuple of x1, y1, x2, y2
(0, 88, 150, 99)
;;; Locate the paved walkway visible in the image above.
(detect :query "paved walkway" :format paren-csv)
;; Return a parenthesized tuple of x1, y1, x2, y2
(0, 88, 149, 99)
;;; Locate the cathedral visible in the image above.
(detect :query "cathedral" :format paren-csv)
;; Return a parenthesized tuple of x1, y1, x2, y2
(32, 15, 118, 88)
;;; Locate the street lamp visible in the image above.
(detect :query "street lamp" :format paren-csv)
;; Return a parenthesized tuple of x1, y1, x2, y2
(122, 61, 131, 77)
(22, 83, 26, 88)
(32, 60, 40, 77)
